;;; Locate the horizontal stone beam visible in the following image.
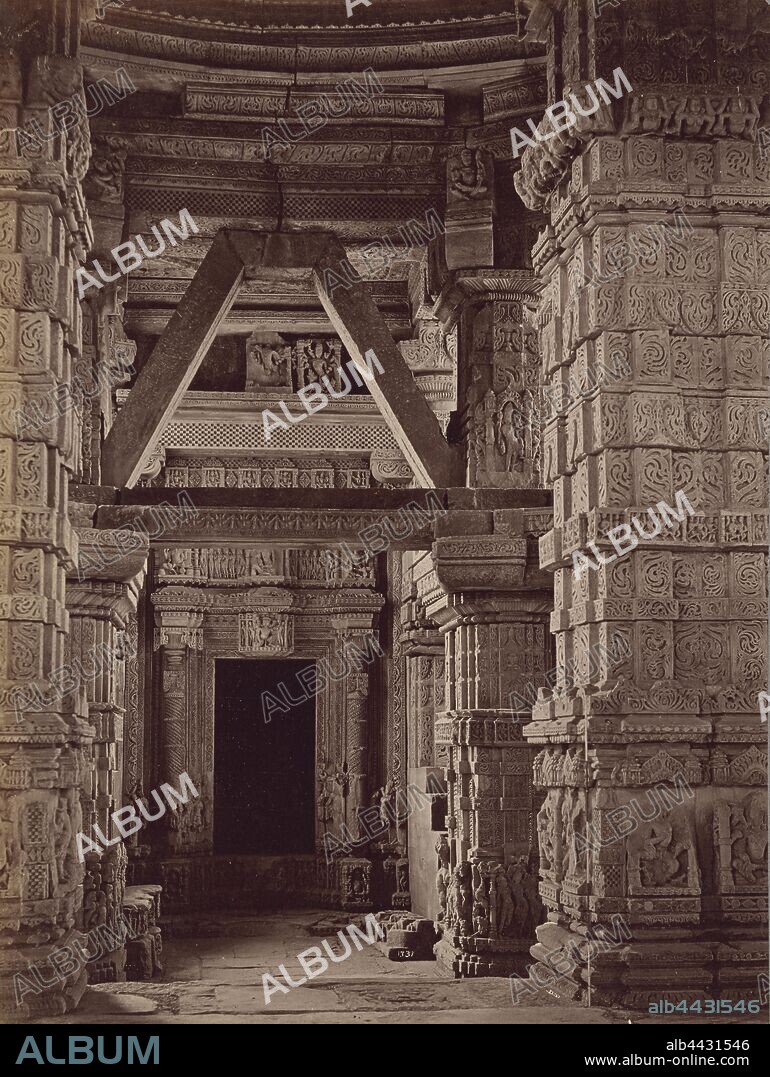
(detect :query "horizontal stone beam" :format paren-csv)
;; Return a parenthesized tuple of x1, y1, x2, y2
(88, 487, 552, 547)
(87, 487, 551, 511)
(96, 506, 437, 548)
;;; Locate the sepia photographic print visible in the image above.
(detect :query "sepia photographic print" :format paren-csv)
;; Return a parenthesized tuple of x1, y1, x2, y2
(0, 0, 768, 1061)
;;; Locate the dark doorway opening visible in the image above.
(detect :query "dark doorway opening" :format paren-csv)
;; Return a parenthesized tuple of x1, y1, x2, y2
(214, 659, 316, 855)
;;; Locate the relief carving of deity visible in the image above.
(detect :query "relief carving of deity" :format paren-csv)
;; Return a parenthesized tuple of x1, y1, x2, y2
(300, 339, 340, 389)
(448, 148, 489, 200)
(627, 808, 699, 892)
(238, 613, 292, 656)
(730, 791, 767, 886)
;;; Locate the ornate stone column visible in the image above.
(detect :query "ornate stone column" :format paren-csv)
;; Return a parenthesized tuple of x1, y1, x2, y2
(152, 607, 203, 855)
(402, 579, 447, 920)
(0, 4, 99, 1016)
(517, 0, 769, 1007)
(335, 616, 378, 911)
(427, 508, 552, 975)
(66, 524, 147, 984)
(439, 274, 545, 489)
(79, 282, 136, 486)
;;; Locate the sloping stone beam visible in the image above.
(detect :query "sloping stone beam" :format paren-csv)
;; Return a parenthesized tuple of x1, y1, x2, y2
(100, 231, 246, 488)
(313, 241, 463, 488)
(101, 230, 463, 491)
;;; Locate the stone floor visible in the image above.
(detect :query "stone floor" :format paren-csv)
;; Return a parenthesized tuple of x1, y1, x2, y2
(30, 912, 767, 1026)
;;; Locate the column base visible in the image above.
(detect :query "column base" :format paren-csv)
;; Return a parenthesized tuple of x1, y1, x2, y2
(1, 931, 90, 1020)
(123, 884, 164, 980)
(526, 921, 769, 1010)
(434, 930, 534, 977)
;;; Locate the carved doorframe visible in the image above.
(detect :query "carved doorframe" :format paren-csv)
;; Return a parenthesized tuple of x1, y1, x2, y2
(152, 583, 383, 858)
(200, 635, 342, 856)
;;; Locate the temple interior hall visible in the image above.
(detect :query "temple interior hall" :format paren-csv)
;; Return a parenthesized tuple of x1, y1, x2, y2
(0, 0, 767, 1026)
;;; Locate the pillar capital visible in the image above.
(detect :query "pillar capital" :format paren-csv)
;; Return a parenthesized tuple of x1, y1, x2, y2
(433, 270, 543, 333)
(430, 506, 551, 601)
(433, 535, 528, 594)
(153, 609, 204, 652)
(72, 525, 148, 590)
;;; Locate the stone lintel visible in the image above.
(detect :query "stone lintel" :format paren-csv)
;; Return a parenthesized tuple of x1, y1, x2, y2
(89, 488, 551, 547)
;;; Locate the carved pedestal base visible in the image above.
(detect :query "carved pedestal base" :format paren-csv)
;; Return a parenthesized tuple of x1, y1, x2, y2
(375, 912, 436, 960)
(5, 931, 90, 1020)
(435, 931, 534, 978)
(527, 921, 768, 1010)
(123, 884, 163, 981)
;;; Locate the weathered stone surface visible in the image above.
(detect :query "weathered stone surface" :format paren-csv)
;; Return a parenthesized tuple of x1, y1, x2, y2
(3, 0, 765, 1029)
(519, 0, 769, 1009)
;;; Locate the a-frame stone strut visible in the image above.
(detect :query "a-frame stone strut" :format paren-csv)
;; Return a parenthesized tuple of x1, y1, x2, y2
(101, 230, 463, 489)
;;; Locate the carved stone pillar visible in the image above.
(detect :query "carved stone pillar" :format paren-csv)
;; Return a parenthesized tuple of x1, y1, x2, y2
(345, 671, 369, 833)
(403, 600, 446, 920)
(516, 0, 769, 1007)
(334, 616, 379, 912)
(449, 277, 544, 489)
(66, 527, 146, 984)
(427, 510, 552, 975)
(79, 283, 136, 486)
(335, 619, 378, 837)
(153, 608, 203, 855)
(0, 15, 97, 1016)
